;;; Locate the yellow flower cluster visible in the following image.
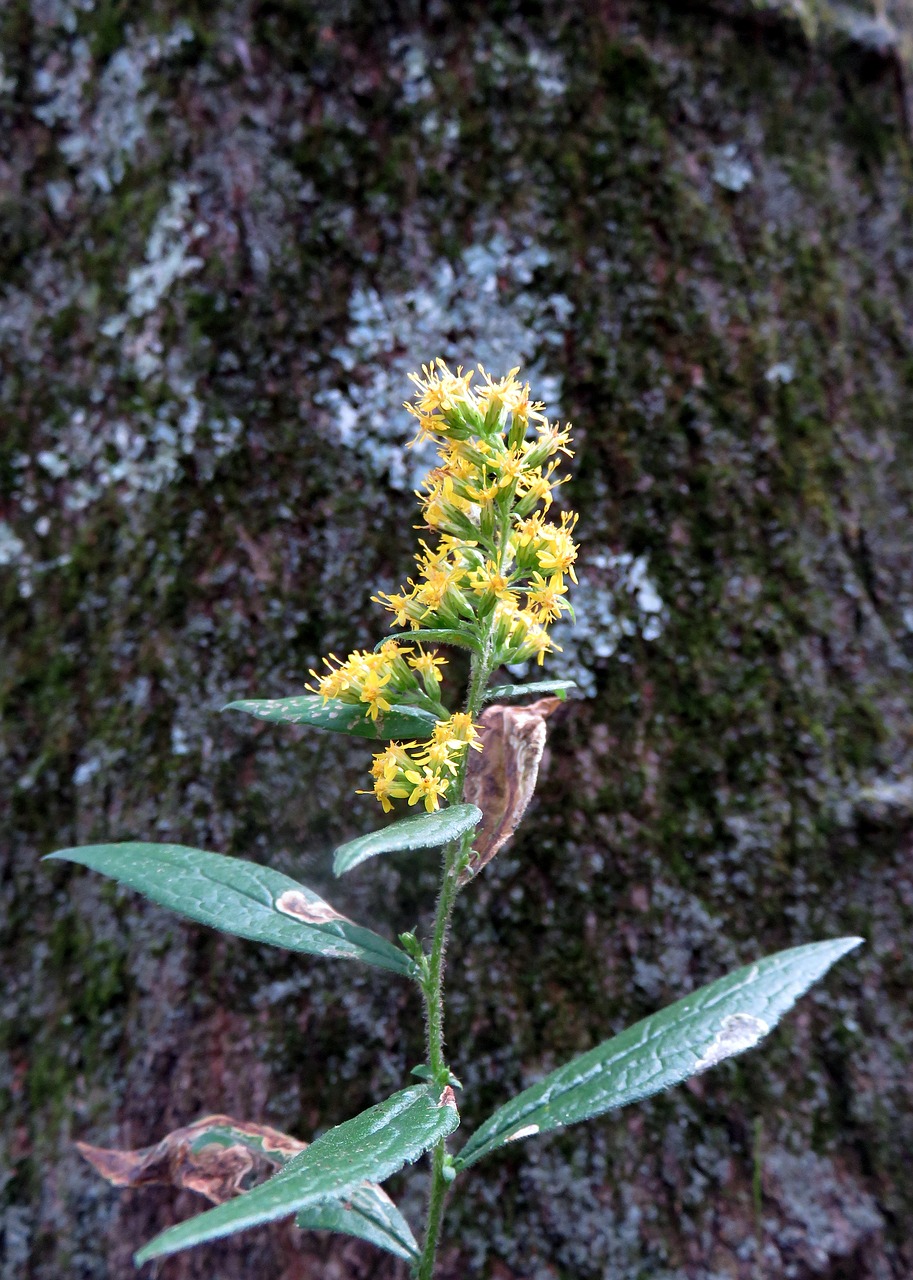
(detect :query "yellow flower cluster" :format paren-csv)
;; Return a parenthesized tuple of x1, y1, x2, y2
(307, 640, 445, 721)
(374, 361, 578, 669)
(366, 714, 483, 813)
(309, 361, 577, 814)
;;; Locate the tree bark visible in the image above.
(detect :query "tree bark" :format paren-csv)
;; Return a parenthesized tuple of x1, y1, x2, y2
(2, 2, 912, 1276)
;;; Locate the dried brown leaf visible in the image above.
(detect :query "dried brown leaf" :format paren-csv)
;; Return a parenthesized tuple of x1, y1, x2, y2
(77, 1115, 306, 1205)
(460, 696, 562, 883)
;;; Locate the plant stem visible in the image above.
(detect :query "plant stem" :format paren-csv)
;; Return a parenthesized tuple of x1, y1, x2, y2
(415, 620, 496, 1279)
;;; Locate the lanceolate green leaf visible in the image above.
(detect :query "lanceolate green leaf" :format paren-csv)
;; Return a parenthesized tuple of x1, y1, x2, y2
(375, 629, 482, 655)
(223, 695, 440, 741)
(135, 1084, 459, 1263)
(456, 937, 862, 1170)
(333, 804, 483, 876)
(483, 680, 577, 703)
(295, 1182, 419, 1262)
(46, 844, 415, 978)
(190, 1124, 420, 1261)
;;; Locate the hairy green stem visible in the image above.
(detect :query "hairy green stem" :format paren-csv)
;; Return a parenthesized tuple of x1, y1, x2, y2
(415, 620, 496, 1279)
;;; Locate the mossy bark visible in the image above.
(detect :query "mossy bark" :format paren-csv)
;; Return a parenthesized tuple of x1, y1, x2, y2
(2, 2, 912, 1276)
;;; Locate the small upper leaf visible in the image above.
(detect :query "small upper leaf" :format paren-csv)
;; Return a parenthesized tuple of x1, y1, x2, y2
(375, 629, 482, 655)
(135, 1084, 460, 1263)
(295, 1182, 419, 1263)
(223, 695, 440, 741)
(46, 843, 416, 978)
(333, 804, 483, 876)
(456, 937, 862, 1169)
(483, 680, 576, 704)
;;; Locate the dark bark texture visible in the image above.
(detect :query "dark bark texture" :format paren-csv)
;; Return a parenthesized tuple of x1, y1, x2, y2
(2, 1, 912, 1276)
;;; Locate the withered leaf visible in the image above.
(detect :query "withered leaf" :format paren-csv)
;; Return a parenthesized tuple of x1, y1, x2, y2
(80, 1114, 420, 1260)
(77, 1115, 306, 1205)
(460, 696, 562, 883)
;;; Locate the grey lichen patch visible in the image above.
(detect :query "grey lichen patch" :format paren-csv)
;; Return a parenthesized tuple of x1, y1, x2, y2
(315, 231, 572, 490)
(543, 551, 667, 696)
(34, 19, 196, 194)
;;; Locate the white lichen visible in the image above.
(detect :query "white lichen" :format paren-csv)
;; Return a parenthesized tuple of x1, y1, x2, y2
(541, 551, 668, 696)
(315, 232, 572, 490)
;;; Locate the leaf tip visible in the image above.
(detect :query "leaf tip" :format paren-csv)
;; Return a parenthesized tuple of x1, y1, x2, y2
(42, 847, 77, 864)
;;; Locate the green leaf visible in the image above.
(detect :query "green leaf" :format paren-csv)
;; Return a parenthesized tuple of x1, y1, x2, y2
(333, 804, 483, 876)
(484, 680, 577, 703)
(135, 1084, 460, 1263)
(295, 1183, 419, 1263)
(46, 843, 415, 978)
(185, 1123, 420, 1261)
(375, 629, 482, 655)
(456, 937, 862, 1169)
(223, 695, 440, 741)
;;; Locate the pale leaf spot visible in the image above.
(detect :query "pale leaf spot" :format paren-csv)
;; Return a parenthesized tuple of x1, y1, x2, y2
(275, 890, 344, 925)
(694, 1013, 770, 1072)
(506, 1123, 540, 1142)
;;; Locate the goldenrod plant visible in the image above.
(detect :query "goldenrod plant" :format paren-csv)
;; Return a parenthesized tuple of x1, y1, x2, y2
(47, 362, 861, 1278)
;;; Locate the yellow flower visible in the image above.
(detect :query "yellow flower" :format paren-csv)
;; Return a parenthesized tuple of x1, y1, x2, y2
(312, 364, 578, 816)
(476, 365, 546, 427)
(495, 447, 527, 490)
(408, 649, 448, 683)
(359, 668, 393, 721)
(535, 512, 579, 582)
(407, 361, 475, 416)
(404, 766, 450, 812)
(415, 564, 460, 611)
(370, 742, 416, 780)
(373, 588, 420, 628)
(433, 712, 483, 751)
(524, 420, 574, 467)
(416, 740, 462, 776)
(468, 561, 518, 603)
(465, 476, 500, 505)
(368, 773, 412, 813)
(525, 571, 571, 624)
(513, 624, 561, 667)
(307, 654, 351, 700)
(513, 511, 546, 548)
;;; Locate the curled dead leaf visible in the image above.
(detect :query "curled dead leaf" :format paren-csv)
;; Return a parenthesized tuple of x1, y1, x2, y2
(460, 696, 562, 883)
(77, 1115, 306, 1205)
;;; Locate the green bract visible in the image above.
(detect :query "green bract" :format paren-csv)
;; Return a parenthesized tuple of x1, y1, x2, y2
(334, 804, 483, 876)
(483, 679, 577, 702)
(223, 694, 441, 739)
